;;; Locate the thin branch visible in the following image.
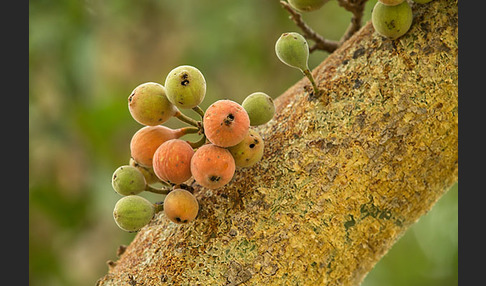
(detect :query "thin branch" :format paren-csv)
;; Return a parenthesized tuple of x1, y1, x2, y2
(337, 0, 368, 45)
(280, 1, 339, 53)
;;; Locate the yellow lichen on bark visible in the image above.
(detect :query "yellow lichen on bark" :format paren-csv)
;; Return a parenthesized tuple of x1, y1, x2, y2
(97, 1, 458, 285)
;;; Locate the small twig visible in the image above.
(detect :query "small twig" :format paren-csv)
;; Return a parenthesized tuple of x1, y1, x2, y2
(116, 245, 127, 257)
(280, 1, 339, 53)
(337, 0, 368, 45)
(309, 43, 319, 53)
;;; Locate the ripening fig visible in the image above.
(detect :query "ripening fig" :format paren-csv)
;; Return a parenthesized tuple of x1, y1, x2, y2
(111, 165, 146, 196)
(203, 100, 250, 147)
(129, 158, 159, 185)
(372, 1, 413, 40)
(242, 92, 275, 126)
(164, 65, 206, 109)
(163, 189, 199, 224)
(113, 195, 155, 232)
(152, 139, 194, 184)
(128, 82, 177, 126)
(378, 0, 404, 5)
(227, 129, 264, 168)
(288, 0, 329, 12)
(130, 125, 188, 167)
(190, 144, 236, 189)
(275, 32, 309, 72)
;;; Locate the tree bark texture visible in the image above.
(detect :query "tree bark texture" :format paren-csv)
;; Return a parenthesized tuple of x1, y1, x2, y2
(98, 1, 458, 285)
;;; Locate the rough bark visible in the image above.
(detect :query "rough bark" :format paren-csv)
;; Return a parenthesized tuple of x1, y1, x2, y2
(98, 1, 458, 285)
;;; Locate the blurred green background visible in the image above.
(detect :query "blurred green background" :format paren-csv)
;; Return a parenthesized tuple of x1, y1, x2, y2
(29, 0, 457, 285)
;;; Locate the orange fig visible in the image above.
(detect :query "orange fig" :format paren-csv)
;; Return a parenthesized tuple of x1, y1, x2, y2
(130, 126, 187, 167)
(190, 144, 236, 189)
(153, 139, 194, 184)
(203, 100, 250, 147)
(163, 189, 199, 224)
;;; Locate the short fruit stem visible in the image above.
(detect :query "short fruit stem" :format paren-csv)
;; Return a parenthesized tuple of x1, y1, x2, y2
(180, 126, 200, 135)
(192, 106, 205, 119)
(187, 134, 207, 149)
(302, 69, 321, 96)
(145, 184, 171, 195)
(174, 110, 200, 127)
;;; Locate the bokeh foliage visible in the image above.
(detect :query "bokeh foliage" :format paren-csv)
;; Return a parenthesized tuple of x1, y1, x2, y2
(29, 0, 457, 285)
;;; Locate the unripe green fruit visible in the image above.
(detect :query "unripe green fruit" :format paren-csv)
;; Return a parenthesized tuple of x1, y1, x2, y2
(228, 129, 264, 168)
(371, 1, 413, 40)
(275, 32, 309, 72)
(112, 165, 146, 196)
(242, 92, 275, 126)
(113, 195, 155, 232)
(129, 158, 159, 185)
(378, 0, 405, 6)
(164, 65, 206, 109)
(288, 0, 328, 12)
(163, 189, 199, 224)
(412, 0, 433, 3)
(128, 82, 177, 126)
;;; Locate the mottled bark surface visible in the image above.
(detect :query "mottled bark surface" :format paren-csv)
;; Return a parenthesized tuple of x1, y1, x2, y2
(98, 1, 458, 285)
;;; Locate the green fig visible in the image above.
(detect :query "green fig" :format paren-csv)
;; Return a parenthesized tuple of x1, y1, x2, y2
(111, 165, 146, 196)
(129, 158, 160, 185)
(275, 32, 309, 72)
(242, 92, 275, 126)
(228, 129, 264, 168)
(164, 65, 206, 109)
(128, 82, 177, 126)
(372, 1, 413, 40)
(378, 0, 405, 6)
(113, 195, 155, 232)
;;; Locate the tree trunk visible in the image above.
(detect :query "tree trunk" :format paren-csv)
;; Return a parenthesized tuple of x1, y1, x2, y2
(97, 1, 458, 285)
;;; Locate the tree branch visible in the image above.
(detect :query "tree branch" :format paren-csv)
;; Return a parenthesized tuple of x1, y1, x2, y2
(337, 0, 368, 45)
(97, 1, 458, 285)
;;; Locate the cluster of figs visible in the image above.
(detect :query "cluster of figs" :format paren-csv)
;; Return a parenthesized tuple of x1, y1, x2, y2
(111, 65, 275, 232)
